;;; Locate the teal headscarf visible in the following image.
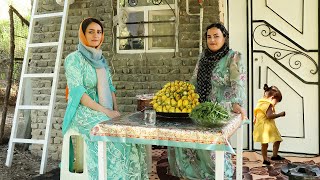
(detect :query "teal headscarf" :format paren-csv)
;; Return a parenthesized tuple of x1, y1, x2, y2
(78, 42, 107, 69)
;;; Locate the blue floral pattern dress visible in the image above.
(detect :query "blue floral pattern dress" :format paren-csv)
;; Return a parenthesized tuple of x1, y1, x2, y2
(168, 49, 246, 179)
(64, 51, 149, 180)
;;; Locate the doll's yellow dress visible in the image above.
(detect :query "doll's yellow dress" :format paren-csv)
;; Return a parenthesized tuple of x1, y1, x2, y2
(253, 98, 283, 143)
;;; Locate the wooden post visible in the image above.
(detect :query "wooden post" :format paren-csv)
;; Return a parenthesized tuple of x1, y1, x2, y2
(0, 7, 15, 143)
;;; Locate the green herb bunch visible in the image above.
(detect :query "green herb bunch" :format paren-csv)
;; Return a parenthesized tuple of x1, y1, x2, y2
(189, 102, 230, 127)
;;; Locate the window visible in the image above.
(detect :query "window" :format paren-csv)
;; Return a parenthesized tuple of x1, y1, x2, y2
(116, 0, 178, 53)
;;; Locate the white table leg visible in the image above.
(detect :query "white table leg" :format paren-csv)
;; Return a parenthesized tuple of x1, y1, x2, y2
(215, 151, 224, 180)
(98, 141, 107, 180)
(236, 124, 243, 180)
(145, 145, 152, 173)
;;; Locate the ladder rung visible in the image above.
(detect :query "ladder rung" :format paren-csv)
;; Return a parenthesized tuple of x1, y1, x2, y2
(23, 73, 54, 78)
(33, 12, 64, 19)
(12, 138, 45, 144)
(28, 42, 59, 48)
(18, 105, 50, 110)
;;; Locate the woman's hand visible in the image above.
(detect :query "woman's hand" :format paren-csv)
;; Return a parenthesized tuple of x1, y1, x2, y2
(80, 93, 120, 118)
(103, 108, 121, 119)
(232, 103, 247, 120)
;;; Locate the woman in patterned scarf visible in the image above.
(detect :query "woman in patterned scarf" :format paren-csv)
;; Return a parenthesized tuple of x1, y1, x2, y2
(168, 23, 247, 179)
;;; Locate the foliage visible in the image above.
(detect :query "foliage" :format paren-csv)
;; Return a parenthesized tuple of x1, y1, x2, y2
(189, 102, 230, 127)
(0, 14, 29, 59)
(0, 13, 29, 89)
(0, 20, 10, 56)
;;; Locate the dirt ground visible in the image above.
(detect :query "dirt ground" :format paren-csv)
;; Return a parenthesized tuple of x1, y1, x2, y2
(0, 105, 60, 180)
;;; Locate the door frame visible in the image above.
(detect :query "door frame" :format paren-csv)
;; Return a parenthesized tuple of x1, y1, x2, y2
(225, 0, 320, 154)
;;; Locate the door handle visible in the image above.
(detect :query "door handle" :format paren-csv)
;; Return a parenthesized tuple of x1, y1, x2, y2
(258, 66, 261, 89)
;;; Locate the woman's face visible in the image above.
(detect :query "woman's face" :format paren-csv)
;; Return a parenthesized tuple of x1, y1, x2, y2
(206, 27, 226, 52)
(84, 22, 103, 48)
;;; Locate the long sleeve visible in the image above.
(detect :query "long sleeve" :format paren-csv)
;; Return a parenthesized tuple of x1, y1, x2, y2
(228, 51, 246, 106)
(62, 52, 87, 135)
(64, 52, 86, 93)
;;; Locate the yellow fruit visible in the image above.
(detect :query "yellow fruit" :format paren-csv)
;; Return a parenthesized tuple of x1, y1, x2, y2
(163, 106, 168, 112)
(175, 94, 181, 101)
(161, 95, 167, 101)
(169, 107, 175, 113)
(156, 106, 163, 112)
(181, 96, 188, 100)
(182, 99, 189, 106)
(188, 89, 195, 95)
(177, 99, 183, 108)
(171, 99, 177, 107)
(150, 100, 155, 105)
(165, 98, 171, 105)
(154, 81, 200, 113)
(153, 103, 159, 109)
(182, 91, 188, 96)
(193, 99, 198, 104)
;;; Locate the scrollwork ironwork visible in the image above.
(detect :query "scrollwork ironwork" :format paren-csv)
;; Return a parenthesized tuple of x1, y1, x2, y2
(152, 0, 162, 5)
(253, 23, 318, 75)
(128, 0, 138, 7)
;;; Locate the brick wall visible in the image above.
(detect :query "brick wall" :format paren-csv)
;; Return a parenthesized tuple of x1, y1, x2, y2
(29, 0, 221, 160)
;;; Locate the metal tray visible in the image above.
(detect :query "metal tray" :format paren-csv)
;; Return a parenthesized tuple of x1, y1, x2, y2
(156, 112, 192, 123)
(156, 112, 189, 118)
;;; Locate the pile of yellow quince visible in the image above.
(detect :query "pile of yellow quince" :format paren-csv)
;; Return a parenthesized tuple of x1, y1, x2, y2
(151, 80, 200, 113)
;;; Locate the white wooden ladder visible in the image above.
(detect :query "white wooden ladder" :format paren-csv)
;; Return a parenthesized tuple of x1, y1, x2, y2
(6, 0, 70, 174)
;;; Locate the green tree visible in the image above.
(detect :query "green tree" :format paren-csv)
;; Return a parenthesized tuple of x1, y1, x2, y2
(0, 20, 10, 56)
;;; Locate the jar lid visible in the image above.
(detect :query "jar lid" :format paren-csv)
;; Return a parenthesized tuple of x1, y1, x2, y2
(136, 94, 154, 100)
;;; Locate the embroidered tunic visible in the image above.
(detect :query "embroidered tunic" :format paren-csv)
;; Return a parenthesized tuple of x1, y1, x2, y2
(63, 51, 149, 180)
(168, 50, 246, 179)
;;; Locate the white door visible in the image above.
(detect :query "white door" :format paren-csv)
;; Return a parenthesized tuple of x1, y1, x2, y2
(226, 0, 250, 150)
(227, 0, 319, 154)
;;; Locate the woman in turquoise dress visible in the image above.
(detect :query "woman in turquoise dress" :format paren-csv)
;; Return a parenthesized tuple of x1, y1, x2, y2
(168, 23, 247, 179)
(62, 18, 149, 180)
